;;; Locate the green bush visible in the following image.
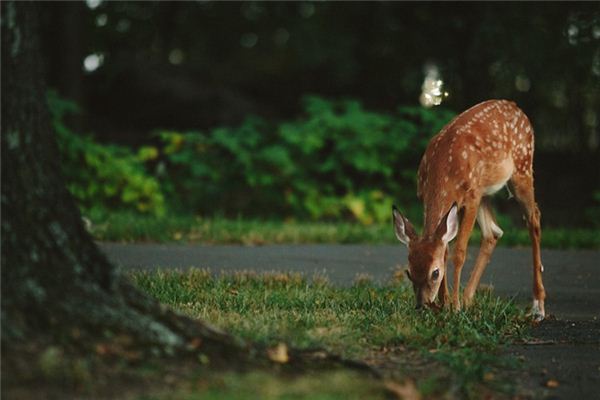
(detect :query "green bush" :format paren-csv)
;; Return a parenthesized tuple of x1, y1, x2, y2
(48, 91, 165, 217)
(153, 96, 455, 223)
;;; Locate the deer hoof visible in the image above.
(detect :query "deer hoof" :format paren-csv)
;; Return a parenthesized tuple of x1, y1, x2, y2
(529, 299, 545, 322)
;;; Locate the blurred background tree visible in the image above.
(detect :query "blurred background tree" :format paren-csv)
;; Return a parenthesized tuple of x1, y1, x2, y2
(39, 1, 600, 227)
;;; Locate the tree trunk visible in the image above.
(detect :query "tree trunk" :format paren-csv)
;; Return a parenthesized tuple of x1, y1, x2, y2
(1, 1, 244, 361)
(1, 6, 379, 388)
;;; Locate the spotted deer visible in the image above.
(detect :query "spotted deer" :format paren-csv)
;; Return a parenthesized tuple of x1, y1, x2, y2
(392, 99, 546, 320)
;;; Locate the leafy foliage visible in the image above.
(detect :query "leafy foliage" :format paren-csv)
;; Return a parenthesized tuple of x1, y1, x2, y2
(154, 96, 455, 223)
(48, 91, 165, 217)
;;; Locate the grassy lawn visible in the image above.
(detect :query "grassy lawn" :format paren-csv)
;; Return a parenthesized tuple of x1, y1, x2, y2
(135, 370, 394, 400)
(130, 269, 532, 399)
(90, 212, 600, 249)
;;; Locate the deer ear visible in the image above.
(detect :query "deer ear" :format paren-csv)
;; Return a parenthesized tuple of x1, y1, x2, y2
(438, 203, 459, 244)
(392, 205, 416, 246)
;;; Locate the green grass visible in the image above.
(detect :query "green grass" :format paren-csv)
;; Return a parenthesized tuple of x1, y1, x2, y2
(137, 370, 392, 400)
(90, 212, 600, 249)
(89, 213, 389, 244)
(130, 269, 531, 398)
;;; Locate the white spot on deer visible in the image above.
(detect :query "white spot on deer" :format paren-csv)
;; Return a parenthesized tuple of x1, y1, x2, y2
(449, 155, 453, 162)
(441, 190, 447, 197)
(526, 126, 531, 133)
(462, 150, 468, 159)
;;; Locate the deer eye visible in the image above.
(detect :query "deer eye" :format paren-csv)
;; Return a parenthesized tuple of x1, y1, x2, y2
(431, 268, 440, 281)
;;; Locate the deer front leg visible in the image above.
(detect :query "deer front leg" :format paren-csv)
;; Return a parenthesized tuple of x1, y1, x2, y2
(451, 199, 479, 311)
(464, 200, 503, 308)
(437, 247, 450, 308)
(438, 271, 450, 308)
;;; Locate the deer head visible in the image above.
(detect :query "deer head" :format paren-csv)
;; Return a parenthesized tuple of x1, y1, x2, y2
(392, 204, 459, 309)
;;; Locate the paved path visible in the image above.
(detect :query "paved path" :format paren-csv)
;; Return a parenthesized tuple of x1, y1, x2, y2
(100, 243, 599, 319)
(100, 243, 600, 398)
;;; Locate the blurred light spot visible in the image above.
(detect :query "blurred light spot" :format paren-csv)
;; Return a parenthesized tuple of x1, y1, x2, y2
(593, 26, 600, 39)
(273, 28, 289, 46)
(241, 33, 258, 48)
(567, 24, 578, 45)
(83, 53, 104, 73)
(85, 0, 102, 10)
(116, 19, 131, 33)
(419, 64, 446, 108)
(241, 2, 264, 21)
(169, 49, 185, 65)
(96, 13, 108, 27)
(515, 75, 531, 92)
(299, 2, 315, 18)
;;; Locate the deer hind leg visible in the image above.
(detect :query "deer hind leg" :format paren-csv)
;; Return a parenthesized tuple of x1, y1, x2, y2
(451, 196, 480, 311)
(463, 198, 503, 308)
(511, 174, 546, 320)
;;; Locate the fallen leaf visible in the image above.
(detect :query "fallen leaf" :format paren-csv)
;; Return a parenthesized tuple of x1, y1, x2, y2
(385, 380, 421, 400)
(267, 342, 289, 364)
(546, 379, 560, 388)
(187, 337, 202, 350)
(198, 353, 210, 365)
(95, 343, 109, 356)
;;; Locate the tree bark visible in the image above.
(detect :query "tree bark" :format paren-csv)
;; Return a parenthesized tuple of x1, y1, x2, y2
(1, 1, 244, 361)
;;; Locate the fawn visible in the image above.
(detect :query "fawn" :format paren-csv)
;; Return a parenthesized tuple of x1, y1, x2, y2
(392, 99, 546, 320)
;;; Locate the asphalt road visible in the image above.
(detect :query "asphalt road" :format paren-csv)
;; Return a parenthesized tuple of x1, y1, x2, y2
(100, 242, 600, 398)
(100, 243, 599, 320)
